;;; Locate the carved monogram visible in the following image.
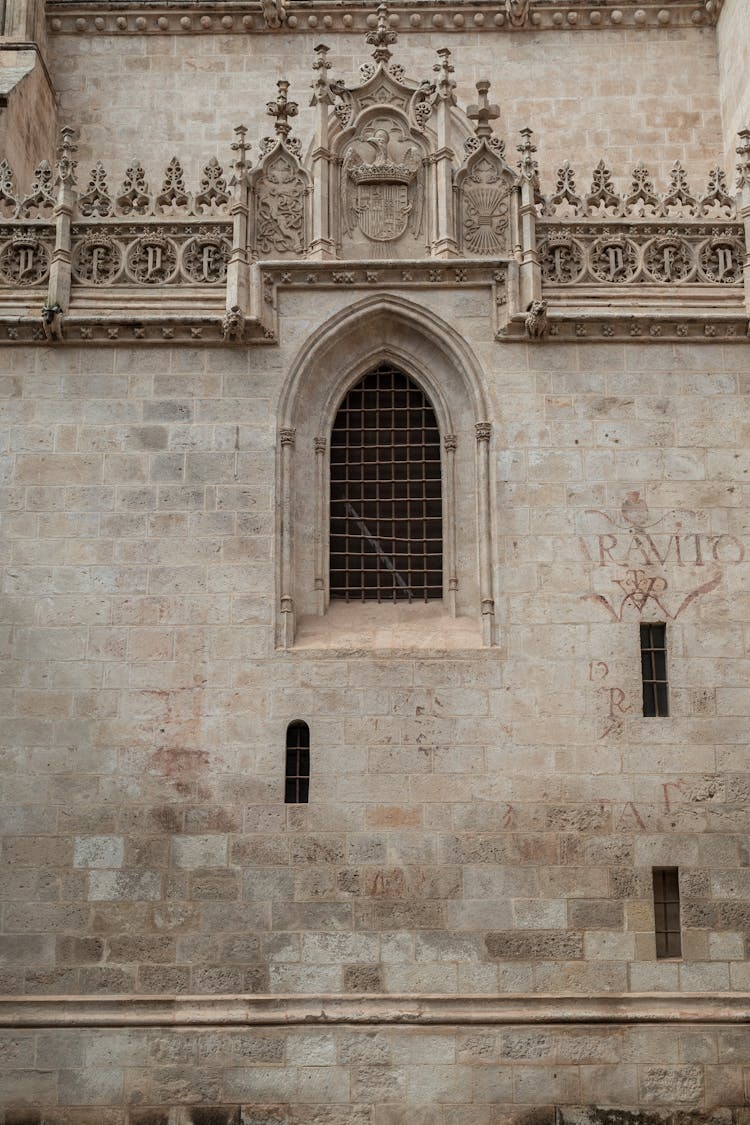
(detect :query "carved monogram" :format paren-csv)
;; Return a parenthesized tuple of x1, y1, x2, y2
(0, 236, 50, 285)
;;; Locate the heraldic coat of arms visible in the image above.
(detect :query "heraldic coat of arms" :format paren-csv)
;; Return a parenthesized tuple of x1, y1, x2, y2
(343, 117, 424, 245)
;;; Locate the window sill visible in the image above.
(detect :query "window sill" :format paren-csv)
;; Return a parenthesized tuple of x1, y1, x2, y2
(291, 601, 485, 653)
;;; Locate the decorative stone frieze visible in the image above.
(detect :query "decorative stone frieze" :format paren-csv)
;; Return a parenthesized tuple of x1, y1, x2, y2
(45, 0, 727, 37)
(0, 28, 747, 344)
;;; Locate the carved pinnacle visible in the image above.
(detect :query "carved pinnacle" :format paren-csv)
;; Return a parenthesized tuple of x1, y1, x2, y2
(737, 128, 750, 190)
(434, 47, 458, 102)
(366, 2, 397, 65)
(267, 80, 299, 140)
(55, 125, 78, 187)
(467, 80, 500, 139)
(517, 126, 538, 180)
(312, 43, 331, 72)
(230, 124, 251, 178)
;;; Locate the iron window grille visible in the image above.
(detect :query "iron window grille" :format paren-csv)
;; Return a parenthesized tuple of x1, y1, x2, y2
(284, 721, 310, 804)
(653, 866, 682, 958)
(329, 363, 443, 603)
(640, 623, 669, 717)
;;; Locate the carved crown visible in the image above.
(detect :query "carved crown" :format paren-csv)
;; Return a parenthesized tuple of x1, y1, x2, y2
(348, 161, 418, 186)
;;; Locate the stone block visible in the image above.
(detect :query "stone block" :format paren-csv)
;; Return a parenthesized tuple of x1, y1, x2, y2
(74, 835, 125, 869)
(639, 1065, 704, 1105)
(88, 871, 162, 901)
(484, 931, 583, 961)
(172, 835, 229, 869)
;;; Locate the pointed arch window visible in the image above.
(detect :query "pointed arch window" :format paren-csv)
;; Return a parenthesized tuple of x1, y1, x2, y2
(284, 721, 310, 804)
(329, 364, 443, 603)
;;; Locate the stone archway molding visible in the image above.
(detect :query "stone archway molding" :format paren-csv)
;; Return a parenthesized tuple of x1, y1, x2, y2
(277, 293, 497, 647)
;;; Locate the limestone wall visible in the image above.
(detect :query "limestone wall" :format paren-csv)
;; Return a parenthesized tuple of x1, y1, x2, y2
(2, 285, 750, 1114)
(0, 1018, 748, 1120)
(717, 0, 750, 162)
(44, 25, 725, 188)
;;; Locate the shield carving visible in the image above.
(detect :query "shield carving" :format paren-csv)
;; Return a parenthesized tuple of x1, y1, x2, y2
(354, 182, 411, 242)
(343, 118, 423, 244)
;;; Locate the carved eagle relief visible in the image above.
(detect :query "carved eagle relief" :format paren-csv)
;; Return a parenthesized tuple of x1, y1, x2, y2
(342, 116, 424, 244)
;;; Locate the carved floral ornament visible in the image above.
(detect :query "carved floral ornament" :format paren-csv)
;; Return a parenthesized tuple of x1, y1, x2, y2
(46, 0, 725, 35)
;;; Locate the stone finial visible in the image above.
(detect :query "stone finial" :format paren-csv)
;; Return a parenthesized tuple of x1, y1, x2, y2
(267, 80, 299, 141)
(313, 43, 331, 72)
(433, 47, 456, 103)
(55, 125, 78, 187)
(467, 80, 500, 139)
(231, 124, 251, 180)
(366, 2, 397, 65)
(517, 127, 539, 184)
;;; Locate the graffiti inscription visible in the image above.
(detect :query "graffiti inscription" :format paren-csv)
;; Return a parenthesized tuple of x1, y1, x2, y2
(579, 492, 743, 621)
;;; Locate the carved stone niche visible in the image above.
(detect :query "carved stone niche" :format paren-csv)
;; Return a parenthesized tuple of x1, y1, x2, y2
(455, 137, 518, 258)
(250, 137, 311, 259)
(331, 68, 436, 259)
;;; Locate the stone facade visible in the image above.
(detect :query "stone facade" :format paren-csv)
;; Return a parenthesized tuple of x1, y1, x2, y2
(1, 0, 750, 1120)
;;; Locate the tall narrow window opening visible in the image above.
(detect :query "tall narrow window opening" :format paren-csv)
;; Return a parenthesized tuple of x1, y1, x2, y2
(285, 721, 310, 804)
(653, 867, 681, 958)
(329, 364, 443, 603)
(641, 623, 669, 717)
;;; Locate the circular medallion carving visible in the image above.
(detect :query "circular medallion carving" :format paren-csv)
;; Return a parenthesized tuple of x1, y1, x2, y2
(71, 234, 123, 285)
(698, 237, 744, 284)
(181, 237, 231, 284)
(125, 235, 179, 285)
(0, 237, 50, 286)
(588, 236, 640, 283)
(642, 236, 694, 283)
(539, 237, 586, 284)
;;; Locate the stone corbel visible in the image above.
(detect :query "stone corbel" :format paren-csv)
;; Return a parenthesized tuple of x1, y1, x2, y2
(704, 0, 724, 25)
(505, 0, 531, 29)
(260, 0, 286, 29)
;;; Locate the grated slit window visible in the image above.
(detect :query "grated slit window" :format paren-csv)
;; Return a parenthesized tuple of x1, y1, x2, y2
(330, 364, 443, 603)
(641, 623, 669, 717)
(285, 721, 310, 804)
(653, 866, 681, 958)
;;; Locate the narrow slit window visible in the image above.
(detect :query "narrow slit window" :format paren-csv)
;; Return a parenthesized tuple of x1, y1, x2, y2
(653, 866, 681, 958)
(329, 363, 443, 603)
(285, 721, 310, 804)
(641, 623, 669, 717)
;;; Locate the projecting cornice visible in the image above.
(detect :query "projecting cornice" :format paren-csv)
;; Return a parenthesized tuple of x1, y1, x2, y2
(2, 992, 750, 1028)
(45, 0, 724, 36)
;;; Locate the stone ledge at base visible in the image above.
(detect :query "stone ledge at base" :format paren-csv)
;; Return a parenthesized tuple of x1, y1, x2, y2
(2, 992, 750, 1028)
(0, 1109, 747, 1125)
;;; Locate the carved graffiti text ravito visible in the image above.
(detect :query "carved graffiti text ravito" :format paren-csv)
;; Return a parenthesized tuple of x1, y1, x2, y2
(579, 492, 745, 622)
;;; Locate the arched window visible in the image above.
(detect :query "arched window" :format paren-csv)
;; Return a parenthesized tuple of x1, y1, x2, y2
(329, 363, 442, 603)
(284, 721, 310, 803)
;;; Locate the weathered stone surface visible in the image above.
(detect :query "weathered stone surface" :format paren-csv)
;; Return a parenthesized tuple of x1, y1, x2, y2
(2, 1, 750, 1119)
